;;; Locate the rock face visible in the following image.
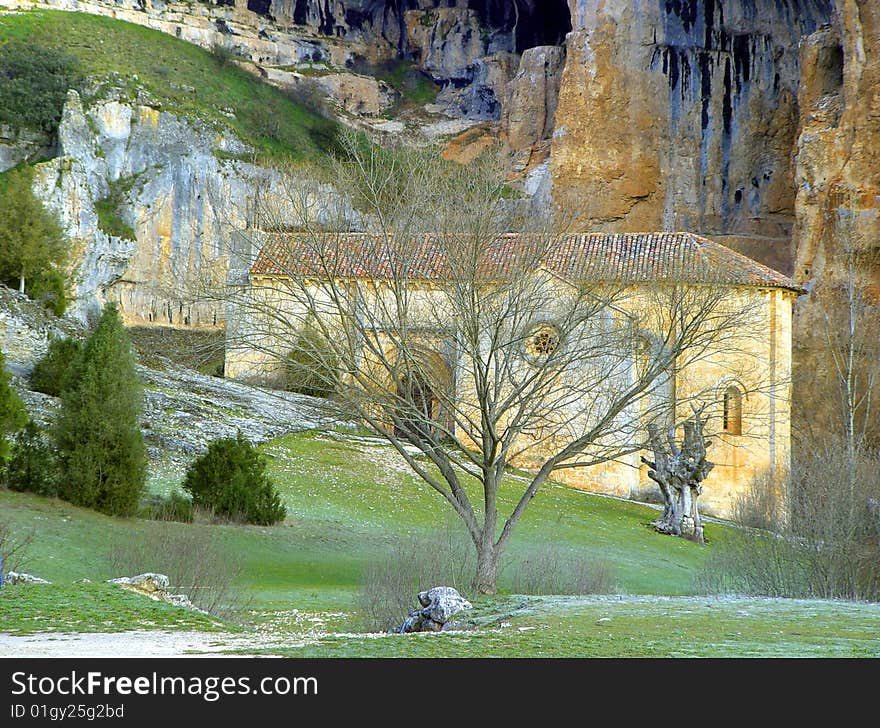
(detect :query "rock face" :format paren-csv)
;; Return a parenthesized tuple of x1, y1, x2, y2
(792, 1, 880, 297)
(0, 125, 52, 173)
(549, 0, 833, 273)
(503, 45, 565, 172)
(397, 586, 472, 633)
(28, 89, 280, 326)
(1, 0, 569, 122)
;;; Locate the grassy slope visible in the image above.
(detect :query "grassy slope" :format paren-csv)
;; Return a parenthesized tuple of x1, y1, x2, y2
(1, 431, 719, 613)
(3, 431, 879, 655)
(0, 583, 221, 636)
(0, 9, 338, 163)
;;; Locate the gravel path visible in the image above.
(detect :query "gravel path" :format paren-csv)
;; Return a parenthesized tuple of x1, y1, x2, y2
(0, 630, 260, 658)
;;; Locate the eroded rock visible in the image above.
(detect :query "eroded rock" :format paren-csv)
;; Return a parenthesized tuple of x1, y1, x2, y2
(398, 586, 472, 633)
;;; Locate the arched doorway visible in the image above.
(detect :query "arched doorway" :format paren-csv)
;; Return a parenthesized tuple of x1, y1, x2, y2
(395, 371, 438, 439)
(389, 344, 453, 441)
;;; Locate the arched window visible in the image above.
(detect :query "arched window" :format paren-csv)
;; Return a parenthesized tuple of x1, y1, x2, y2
(723, 386, 743, 435)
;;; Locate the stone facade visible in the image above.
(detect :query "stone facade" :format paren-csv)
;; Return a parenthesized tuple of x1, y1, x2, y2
(226, 232, 798, 519)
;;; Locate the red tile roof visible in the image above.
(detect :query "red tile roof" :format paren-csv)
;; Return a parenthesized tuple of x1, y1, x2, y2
(250, 232, 802, 292)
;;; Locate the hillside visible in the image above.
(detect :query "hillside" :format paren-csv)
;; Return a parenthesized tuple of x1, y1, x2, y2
(1, 430, 720, 609)
(3, 431, 880, 657)
(0, 9, 339, 163)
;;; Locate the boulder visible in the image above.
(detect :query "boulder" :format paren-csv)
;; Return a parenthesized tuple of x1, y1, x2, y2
(108, 573, 209, 614)
(108, 573, 170, 592)
(398, 586, 472, 634)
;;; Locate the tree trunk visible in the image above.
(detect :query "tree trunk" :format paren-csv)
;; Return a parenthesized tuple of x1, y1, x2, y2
(19, 274, 25, 294)
(641, 411, 713, 544)
(473, 539, 498, 594)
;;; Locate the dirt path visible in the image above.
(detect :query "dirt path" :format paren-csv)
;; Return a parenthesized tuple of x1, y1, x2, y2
(0, 630, 267, 658)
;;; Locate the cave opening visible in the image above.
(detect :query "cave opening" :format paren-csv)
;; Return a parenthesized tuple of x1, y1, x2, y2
(817, 44, 844, 95)
(466, 0, 572, 53)
(514, 0, 572, 53)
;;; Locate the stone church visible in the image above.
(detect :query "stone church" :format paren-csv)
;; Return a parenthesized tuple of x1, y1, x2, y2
(226, 231, 801, 519)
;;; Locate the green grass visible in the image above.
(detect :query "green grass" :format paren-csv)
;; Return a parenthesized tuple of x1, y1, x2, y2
(258, 596, 880, 658)
(0, 9, 339, 163)
(94, 198, 136, 240)
(0, 430, 719, 612)
(370, 60, 439, 107)
(0, 583, 221, 636)
(261, 431, 719, 597)
(2, 430, 879, 655)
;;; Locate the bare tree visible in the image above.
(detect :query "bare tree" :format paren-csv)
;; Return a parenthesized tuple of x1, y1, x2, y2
(793, 199, 880, 512)
(209, 134, 764, 593)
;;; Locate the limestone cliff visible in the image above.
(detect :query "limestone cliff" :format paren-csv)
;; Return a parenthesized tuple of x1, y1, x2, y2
(29, 89, 276, 326)
(792, 0, 880, 296)
(549, 0, 833, 273)
(4, 0, 876, 330)
(1, 0, 569, 122)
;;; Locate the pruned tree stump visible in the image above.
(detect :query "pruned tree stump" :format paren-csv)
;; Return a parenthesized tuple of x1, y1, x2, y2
(641, 408, 714, 544)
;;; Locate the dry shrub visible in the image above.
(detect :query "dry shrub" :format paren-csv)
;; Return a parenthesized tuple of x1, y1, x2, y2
(699, 445, 880, 601)
(357, 526, 474, 633)
(0, 519, 34, 577)
(108, 523, 249, 619)
(358, 529, 618, 632)
(505, 542, 616, 596)
(695, 531, 814, 597)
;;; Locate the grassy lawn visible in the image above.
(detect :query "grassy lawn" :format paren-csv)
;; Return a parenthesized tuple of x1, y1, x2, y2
(0, 430, 717, 613)
(260, 596, 880, 658)
(3, 429, 879, 656)
(0, 9, 339, 163)
(0, 583, 222, 636)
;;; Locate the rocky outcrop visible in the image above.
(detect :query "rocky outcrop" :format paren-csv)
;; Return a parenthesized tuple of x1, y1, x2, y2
(3, 572, 51, 585)
(549, 0, 833, 273)
(792, 1, 880, 296)
(28, 89, 282, 326)
(0, 285, 346, 461)
(503, 45, 565, 172)
(108, 573, 205, 612)
(397, 586, 472, 633)
(0, 125, 52, 173)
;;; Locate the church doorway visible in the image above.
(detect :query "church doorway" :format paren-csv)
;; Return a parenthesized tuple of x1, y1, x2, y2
(395, 372, 438, 440)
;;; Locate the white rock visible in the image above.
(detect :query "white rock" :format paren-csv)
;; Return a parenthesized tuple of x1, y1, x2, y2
(4, 572, 51, 585)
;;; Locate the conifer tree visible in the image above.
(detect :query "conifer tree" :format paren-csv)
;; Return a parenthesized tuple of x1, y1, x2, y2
(55, 303, 146, 516)
(0, 348, 26, 463)
(0, 165, 68, 314)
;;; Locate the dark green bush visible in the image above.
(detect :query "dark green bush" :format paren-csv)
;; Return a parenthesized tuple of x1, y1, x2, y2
(0, 166, 69, 314)
(30, 336, 82, 397)
(4, 421, 59, 497)
(0, 348, 26, 463)
(55, 303, 146, 517)
(182, 432, 285, 526)
(0, 40, 81, 135)
(27, 268, 68, 317)
(139, 490, 194, 523)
